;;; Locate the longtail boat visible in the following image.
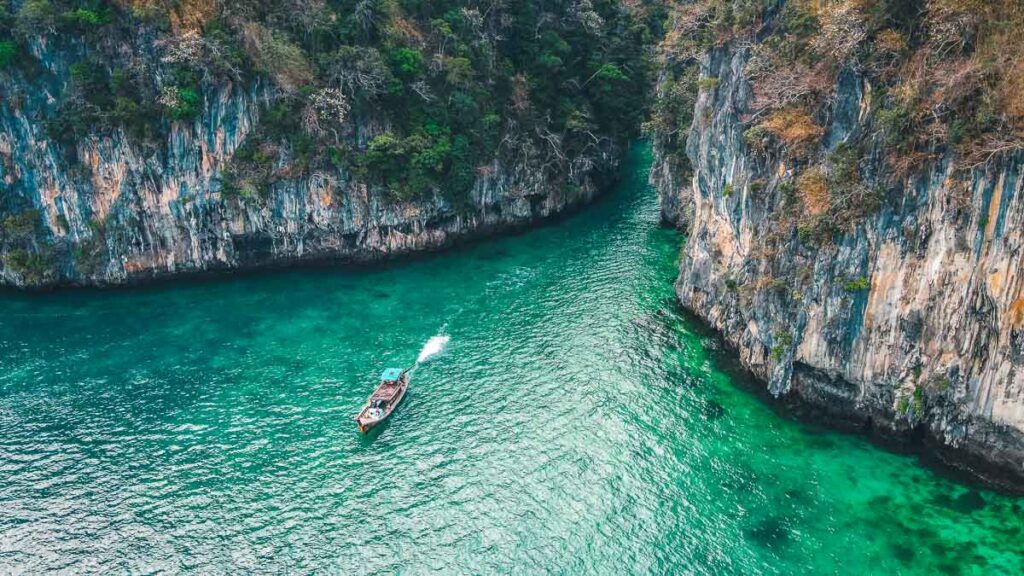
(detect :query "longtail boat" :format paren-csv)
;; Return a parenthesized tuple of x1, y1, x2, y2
(355, 368, 409, 433)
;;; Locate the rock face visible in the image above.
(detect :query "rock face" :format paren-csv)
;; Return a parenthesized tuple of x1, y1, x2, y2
(0, 40, 616, 288)
(654, 43, 1024, 487)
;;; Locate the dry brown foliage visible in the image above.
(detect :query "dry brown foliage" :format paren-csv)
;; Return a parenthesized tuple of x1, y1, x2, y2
(875, 29, 907, 54)
(302, 88, 349, 140)
(386, 15, 427, 47)
(877, 1, 1024, 161)
(797, 167, 829, 217)
(511, 74, 531, 114)
(119, 0, 216, 32)
(759, 108, 825, 150)
(866, 29, 908, 78)
(746, 51, 834, 114)
(925, 0, 987, 57)
(959, 132, 1024, 168)
(658, 2, 716, 62)
(810, 0, 867, 62)
(999, 58, 1024, 121)
(240, 22, 314, 93)
(922, 2, 1024, 110)
(983, 15, 1024, 126)
(887, 150, 936, 180)
(933, 59, 984, 105)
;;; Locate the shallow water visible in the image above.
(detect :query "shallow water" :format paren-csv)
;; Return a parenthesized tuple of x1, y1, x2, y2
(1, 144, 1021, 574)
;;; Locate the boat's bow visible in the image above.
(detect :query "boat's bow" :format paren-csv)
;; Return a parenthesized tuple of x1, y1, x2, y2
(354, 367, 410, 433)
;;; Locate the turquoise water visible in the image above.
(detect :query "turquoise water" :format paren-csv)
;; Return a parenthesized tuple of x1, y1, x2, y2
(1, 144, 1021, 574)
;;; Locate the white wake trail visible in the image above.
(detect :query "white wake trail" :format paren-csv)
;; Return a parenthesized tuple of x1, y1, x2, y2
(416, 334, 450, 364)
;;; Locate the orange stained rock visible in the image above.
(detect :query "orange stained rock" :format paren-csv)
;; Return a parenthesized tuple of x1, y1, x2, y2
(124, 257, 156, 274)
(318, 187, 334, 208)
(985, 173, 1005, 242)
(1010, 298, 1024, 328)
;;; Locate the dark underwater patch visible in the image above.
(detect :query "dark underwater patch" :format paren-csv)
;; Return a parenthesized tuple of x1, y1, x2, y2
(702, 399, 726, 421)
(932, 489, 987, 514)
(746, 516, 792, 549)
(890, 542, 916, 565)
(783, 488, 811, 505)
(805, 435, 837, 450)
(479, 248, 510, 260)
(868, 494, 893, 508)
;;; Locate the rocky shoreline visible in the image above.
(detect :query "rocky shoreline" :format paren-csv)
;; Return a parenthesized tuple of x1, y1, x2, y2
(676, 305, 1024, 494)
(653, 35, 1024, 490)
(3, 163, 619, 292)
(1, 11, 637, 290)
(1, 68, 619, 289)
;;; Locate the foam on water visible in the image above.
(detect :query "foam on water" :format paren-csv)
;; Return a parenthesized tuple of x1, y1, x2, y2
(416, 334, 450, 364)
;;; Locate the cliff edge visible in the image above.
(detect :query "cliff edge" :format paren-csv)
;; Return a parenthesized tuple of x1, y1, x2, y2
(651, 0, 1024, 488)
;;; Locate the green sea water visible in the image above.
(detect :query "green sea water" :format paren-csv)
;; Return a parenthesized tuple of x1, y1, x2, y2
(1, 144, 1022, 574)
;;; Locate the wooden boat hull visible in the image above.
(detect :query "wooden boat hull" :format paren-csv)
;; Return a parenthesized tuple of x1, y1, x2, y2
(356, 376, 408, 433)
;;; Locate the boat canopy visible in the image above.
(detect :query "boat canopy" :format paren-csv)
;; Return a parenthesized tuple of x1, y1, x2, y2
(380, 368, 404, 381)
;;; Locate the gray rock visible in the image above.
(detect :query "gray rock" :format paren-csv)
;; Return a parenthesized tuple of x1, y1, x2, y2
(0, 40, 617, 288)
(653, 40, 1024, 488)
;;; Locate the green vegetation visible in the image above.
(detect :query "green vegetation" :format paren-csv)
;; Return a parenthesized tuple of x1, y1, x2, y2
(771, 329, 794, 361)
(0, 6, 20, 71)
(72, 222, 107, 277)
(875, 102, 913, 147)
(842, 276, 871, 292)
(896, 384, 925, 419)
(769, 278, 789, 295)
(62, 7, 108, 28)
(646, 66, 698, 176)
(897, 396, 909, 414)
(14, 0, 58, 36)
(12, 0, 114, 37)
(350, 124, 473, 200)
(4, 0, 661, 202)
(0, 40, 15, 68)
(929, 374, 953, 393)
(2, 210, 41, 238)
(389, 47, 423, 77)
(1, 209, 55, 284)
(697, 77, 720, 90)
(47, 60, 160, 142)
(165, 86, 201, 121)
(2, 248, 53, 284)
(912, 384, 924, 416)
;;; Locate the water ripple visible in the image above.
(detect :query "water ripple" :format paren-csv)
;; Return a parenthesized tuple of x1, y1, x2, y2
(1, 145, 1022, 574)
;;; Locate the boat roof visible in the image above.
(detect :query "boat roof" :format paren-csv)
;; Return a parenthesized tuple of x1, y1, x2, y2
(381, 368, 403, 381)
(372, 384, 402, 401)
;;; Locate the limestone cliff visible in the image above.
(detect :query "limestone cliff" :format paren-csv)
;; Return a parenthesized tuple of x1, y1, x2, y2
(653, 11, 1024, 488)
(0, 42, 613, 287)
(0, 0, 652, 288)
